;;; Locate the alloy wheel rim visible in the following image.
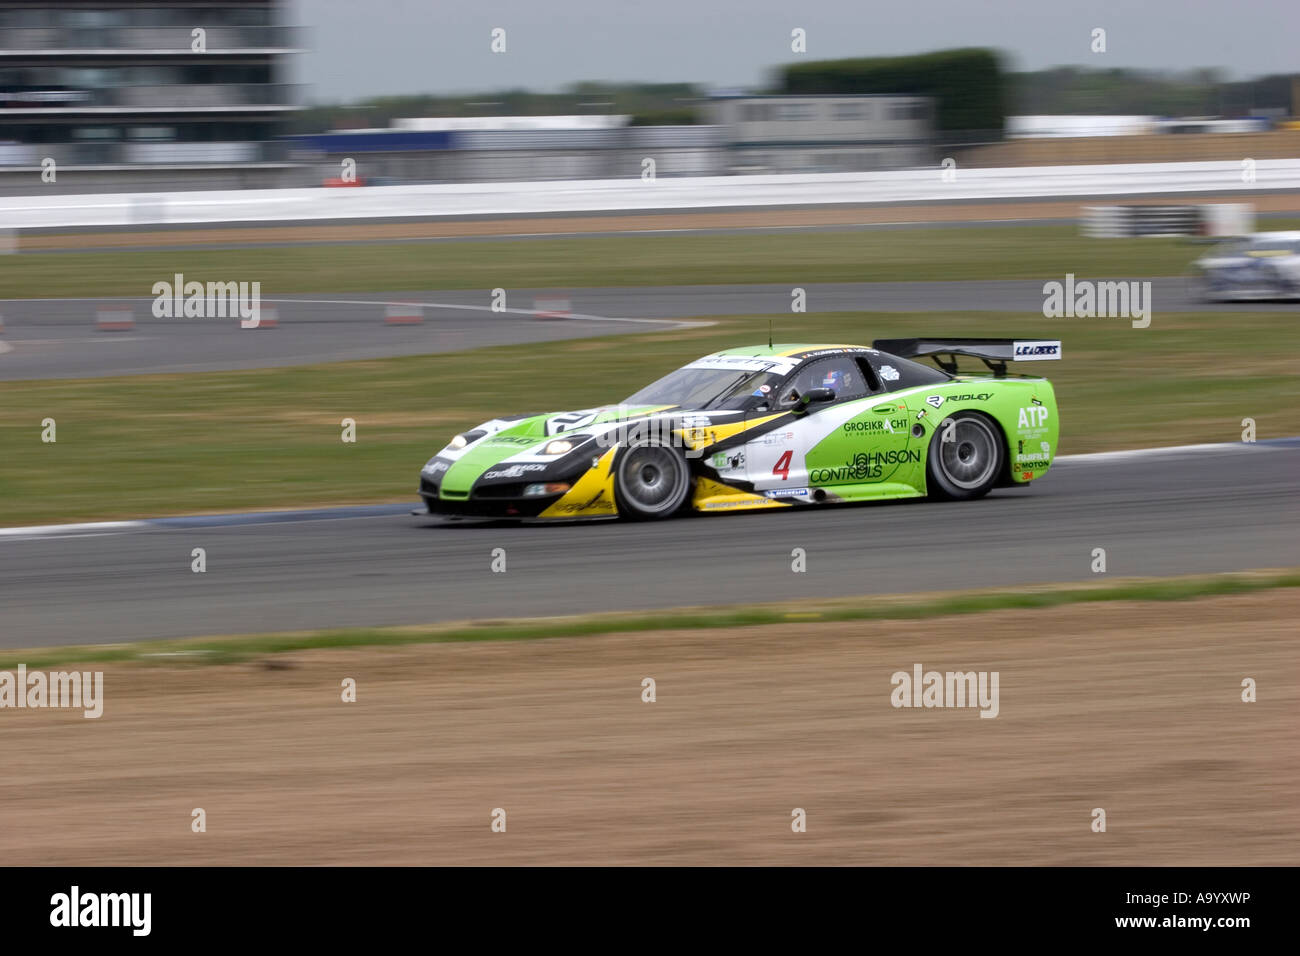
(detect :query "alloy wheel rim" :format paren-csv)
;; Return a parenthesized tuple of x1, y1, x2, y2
(621, 447, 683, 512)
(939, 418, 998, 489)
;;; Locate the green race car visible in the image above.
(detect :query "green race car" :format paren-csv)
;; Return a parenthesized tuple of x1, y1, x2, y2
(418, 338, 1061, 521)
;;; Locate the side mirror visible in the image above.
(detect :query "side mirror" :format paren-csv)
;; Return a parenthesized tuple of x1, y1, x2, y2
(796, 387, 836, 412)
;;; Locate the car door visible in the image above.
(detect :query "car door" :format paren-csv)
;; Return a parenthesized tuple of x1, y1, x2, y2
(798, 356, 917, 490)
(807, 394, 919, 489)
(745, 355, 878, 496)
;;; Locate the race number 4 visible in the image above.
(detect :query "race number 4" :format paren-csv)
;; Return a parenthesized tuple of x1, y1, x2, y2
(773, 450, 793, 481)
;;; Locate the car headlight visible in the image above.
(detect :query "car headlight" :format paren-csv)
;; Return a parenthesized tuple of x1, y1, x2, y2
(447, 429, 487, 451)
(523, 482, 571, 497)
(542, 434, 589, 455)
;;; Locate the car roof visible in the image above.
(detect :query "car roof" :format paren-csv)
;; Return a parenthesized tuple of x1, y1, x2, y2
(705, 344, 876, 364)
(1243, 231, 1300, 241)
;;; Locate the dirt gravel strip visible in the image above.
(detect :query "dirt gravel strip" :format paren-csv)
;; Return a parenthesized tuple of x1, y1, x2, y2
(0, 589, 1294, 865)
(19, 192, 1300, 251)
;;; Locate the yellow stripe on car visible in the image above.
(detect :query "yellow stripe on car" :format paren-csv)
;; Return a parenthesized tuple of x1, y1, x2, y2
(675, 413, 784, 451)
(539, 447, 619, 518)
(691, 477, 789, 512)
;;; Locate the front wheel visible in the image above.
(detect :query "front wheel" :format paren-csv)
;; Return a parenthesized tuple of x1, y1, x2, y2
(926, 412, 1003, 501)
(614, 444, 691, 520)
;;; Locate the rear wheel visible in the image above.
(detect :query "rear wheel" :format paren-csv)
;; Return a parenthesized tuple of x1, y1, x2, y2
(614, 444, 691, 520)
(926, 412, 1003, 501)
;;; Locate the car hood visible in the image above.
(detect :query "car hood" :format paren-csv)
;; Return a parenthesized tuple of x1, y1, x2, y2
(430, 404, 692, 493)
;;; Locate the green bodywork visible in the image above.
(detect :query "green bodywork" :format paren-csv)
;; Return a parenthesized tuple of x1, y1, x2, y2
(424, 343, 1061, 515)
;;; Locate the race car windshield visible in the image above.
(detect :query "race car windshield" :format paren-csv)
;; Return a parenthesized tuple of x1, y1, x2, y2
(1219, 238, 1300, 256)
(623, 367, 785, 410)
(1246, 239, 1300, 255)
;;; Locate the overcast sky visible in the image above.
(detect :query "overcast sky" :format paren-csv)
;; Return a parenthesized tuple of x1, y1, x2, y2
(292, 0, 1297, 103)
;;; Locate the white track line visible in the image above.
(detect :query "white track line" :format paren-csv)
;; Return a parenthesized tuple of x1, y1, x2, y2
(258, 297, 708, 328)
(0, 295, 710, 329)
(1055, 442, 1261, 463)
(0, 520, 145, 538)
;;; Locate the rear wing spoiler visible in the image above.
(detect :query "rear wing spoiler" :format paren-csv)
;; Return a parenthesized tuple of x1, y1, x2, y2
(872, 338, 1061, 377)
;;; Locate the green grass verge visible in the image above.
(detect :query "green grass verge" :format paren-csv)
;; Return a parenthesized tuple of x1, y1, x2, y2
(2, 309, 1297, 526)
(0, 224, 1228, 298)
(5, 568, 1297, 670)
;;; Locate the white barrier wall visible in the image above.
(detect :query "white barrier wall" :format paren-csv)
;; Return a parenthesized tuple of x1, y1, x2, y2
(1080, 203, 1255, 238)
(1, 160, 1297, 230)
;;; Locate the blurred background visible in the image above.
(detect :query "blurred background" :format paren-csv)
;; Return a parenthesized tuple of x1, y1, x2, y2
(1, 0, 1298, 870)
(0, 0, 1297, 194)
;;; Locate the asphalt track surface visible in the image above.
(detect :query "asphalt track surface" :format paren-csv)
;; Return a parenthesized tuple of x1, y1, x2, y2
(0, 294, 663, 380)
(2, 441, 1296, 648)
(3, 278, 1296, 379)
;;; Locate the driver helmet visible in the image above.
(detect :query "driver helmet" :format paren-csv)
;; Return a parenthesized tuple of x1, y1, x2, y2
(821, 368, 848, 390)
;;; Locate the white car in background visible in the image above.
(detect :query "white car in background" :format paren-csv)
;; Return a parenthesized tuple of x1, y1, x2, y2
(1193, 231, 1300, 301)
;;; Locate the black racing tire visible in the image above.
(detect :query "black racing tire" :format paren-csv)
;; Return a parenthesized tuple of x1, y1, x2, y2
(926, 411, 1004, 501)
(614, 443, 692, 520)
